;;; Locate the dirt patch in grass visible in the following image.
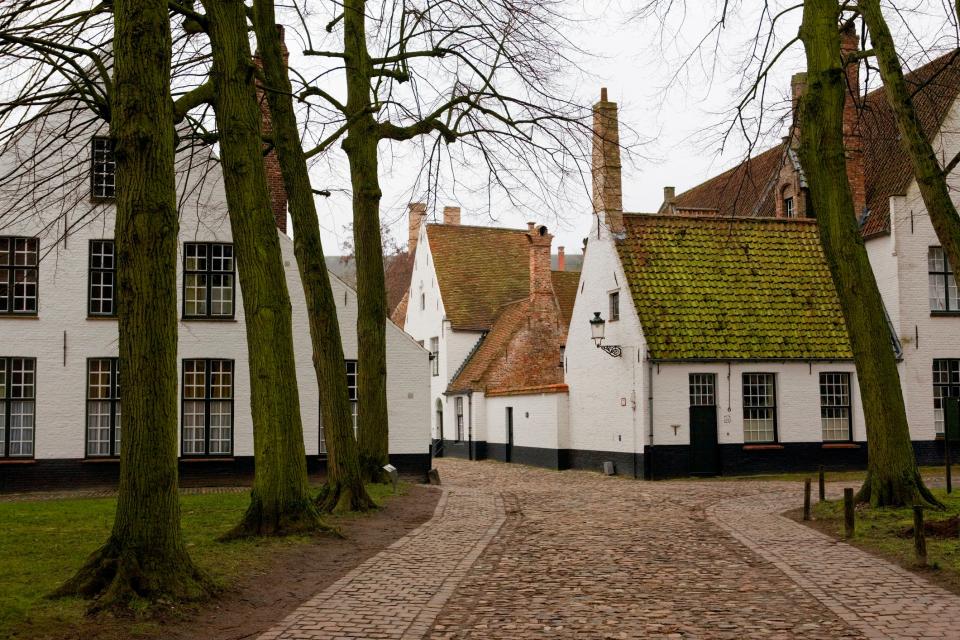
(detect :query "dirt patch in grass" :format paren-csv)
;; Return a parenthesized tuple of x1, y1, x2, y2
(4, 484, 440, 640)
(785, 490, 960, 597)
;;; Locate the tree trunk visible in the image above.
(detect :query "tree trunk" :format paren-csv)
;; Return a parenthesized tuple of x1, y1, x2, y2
(54, 0, 209, 609)
(343, 0, 390, 482)
(859, 0, 960, 290)
(250, 1, 374, 512)
(201, 0, 326, 536)
(797, 0, 940, 508)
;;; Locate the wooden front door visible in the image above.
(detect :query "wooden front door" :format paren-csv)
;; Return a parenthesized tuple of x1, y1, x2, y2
(689, 374, 720, 476)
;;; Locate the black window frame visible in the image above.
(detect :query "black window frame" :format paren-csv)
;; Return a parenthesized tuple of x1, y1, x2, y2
(0, 236, 39, 316)
(609, 290, 620, 322)
(0, 356, 36, 458)
(929, 246, 958, 313)
(90, 136, 116, 201)
(934, 359, 960, 436)
(182, 242, 236, 320)
(180, 358, 235, 457)
(429, 337, 439, 376)
(455, 396, 464, 442)
(742, 372, 778, 444)
(85, 357, 121, 457)
(319, 359, 360, 455)
(819, 371, 853, 443)
(88, 239, 117, 317)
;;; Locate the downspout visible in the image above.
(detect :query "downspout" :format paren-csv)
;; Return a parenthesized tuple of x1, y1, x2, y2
(631, 346, 639, 479)
(467, 391, 473, 461)
(647, 352, 654, 480)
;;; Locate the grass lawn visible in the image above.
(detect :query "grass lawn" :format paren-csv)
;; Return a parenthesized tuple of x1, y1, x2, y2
(803, 488, 960, 595)
(0, 483, 401, 640)
(711, 465, 946, 484)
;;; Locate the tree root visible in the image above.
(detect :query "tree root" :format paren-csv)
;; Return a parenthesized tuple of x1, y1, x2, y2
(219, 494, 338, 541)
(316, 480, 377, 514)
(855, 469, 945, 509)
(51, 537, 213, 613)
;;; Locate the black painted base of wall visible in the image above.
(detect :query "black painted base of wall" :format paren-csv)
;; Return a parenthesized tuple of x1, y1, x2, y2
(0, 452, 432, 494)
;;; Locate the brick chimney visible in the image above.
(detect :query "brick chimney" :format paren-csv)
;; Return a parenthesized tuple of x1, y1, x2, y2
(592, 87, 624, 234)
(408, 202, 427, 253)
(557, 246, 565, 271)
(790, 72, 807, 143)
(840, 23, 866, 219)
(443, 206, 461, 225)
(527, 222, 553, 296)
(254, 25, 290, 234)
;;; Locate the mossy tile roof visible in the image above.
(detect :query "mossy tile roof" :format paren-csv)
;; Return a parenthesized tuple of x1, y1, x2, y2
(616, 214, 852, 361)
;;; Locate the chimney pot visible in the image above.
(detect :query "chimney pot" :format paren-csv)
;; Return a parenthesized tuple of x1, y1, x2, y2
(557, 246, 566, 271)
(600, 87, 608, 102)
(442, 206, 461, 225)
(527, 221, 536, 232)
(663, 186, 676, 202)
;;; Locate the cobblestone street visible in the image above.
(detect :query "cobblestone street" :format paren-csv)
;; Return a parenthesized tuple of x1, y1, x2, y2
(260, 459, 960, 639)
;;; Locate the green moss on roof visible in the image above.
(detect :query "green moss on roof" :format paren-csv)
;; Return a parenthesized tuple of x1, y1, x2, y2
(617, 214, 852, 361)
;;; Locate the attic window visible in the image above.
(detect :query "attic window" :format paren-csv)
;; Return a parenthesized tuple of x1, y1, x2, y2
(420, 293, 426, 310)
(783, 197, 795, 218)
(609, 291, 620, 322)
(91, 137, 116, 200)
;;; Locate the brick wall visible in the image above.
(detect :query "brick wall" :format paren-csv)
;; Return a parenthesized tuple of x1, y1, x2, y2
(254, 25, 290, 234)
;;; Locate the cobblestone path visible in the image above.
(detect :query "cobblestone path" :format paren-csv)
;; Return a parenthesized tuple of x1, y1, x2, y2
(259, 459, 960, 639)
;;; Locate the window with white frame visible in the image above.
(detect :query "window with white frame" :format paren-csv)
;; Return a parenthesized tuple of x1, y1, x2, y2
(689, 373, 716, 406)
(743, 373, 777, 443)
(455, 396, 464, 442)
(1, 357, 35, 457)
(609, 290, 620, 321)
(783, 197, 795, 218)
(183, 243, 235, 319)
(90, 137, 116, 200)
(0, 237, 39, 315)
(87, 358, 120, 456)
(319, 360, 360, 454)
(934, 359, 960, 435)
(929, 247, 958, 312)
(429, 337, 439, 376)
(820, 372, 852, 442)
(181, 359, 233, 456)
(88, 240, 116, 316)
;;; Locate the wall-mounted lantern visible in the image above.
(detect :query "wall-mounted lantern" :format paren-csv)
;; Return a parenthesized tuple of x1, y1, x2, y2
(589, 312, 622, 358)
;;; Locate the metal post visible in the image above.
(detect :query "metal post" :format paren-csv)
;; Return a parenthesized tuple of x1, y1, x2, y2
(818, 465, 826, 502)
(913, 505, 927, 566)
(803, 478, 812, 521)
(844, 488, 855, 538)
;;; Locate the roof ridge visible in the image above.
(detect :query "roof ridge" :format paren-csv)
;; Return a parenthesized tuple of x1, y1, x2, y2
(426, 222, 530, 233)
(624, 212, 818, 224)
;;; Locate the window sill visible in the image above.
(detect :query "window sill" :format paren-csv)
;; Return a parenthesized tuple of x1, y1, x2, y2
(180, 317, 238, 323)
(86, 315, 118, 321)
(742, 444, 784, 451)
(822, 443, 860, 449)
(180, 457, 235, 462)
(931, 311, 960, 317)
(82, 457, 120, 463)
(0, 458, 36, 464)
(0, 314, 39, 320)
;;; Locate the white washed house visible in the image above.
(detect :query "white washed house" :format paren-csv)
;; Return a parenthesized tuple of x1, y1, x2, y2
(0, 110, 430, 491)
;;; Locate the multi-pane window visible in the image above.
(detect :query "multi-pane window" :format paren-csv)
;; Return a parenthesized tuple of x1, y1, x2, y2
(929, 247, 958, 312)
(689, 374, 716, 406)
(0, 237, 39, 315)
(820, 372, 852, 442)
(319, 360, 360, 454)
(88, 240, 116, 316)
(86, 358, 120, 456)
(743, 373, 777, 443)
(609, 290, 620, 321)
(90, 137, 116, 200)
(783, 197, 795, 218)
(0, 357, 35, 457)
(183, 243, 235, 319)
(934, 359, 960, 435)
(181, 359, 234, 456)
(429, 337, 439, 376)
(455, 396, 464, 442)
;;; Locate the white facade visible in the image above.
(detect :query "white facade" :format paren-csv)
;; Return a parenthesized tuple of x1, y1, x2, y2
(0, 131, 430, 478)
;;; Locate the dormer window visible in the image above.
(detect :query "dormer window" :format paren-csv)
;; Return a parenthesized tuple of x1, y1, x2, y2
(91, 137, 116, 200)
(783, 197, 795, 218)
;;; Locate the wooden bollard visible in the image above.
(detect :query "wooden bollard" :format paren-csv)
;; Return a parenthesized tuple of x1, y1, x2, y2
(843, 488, 855, 538)
(803, 478, 812, 521)
(818, 466, 826, 502)
(913, 505, 927, 566)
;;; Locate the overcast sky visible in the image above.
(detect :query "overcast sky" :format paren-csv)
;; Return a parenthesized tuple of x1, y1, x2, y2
(303, 1, 956, 259)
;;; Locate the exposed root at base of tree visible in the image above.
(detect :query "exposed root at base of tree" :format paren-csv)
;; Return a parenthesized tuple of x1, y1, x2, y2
(316, 481, 377, 514)
(219, 496, 337, 541)
(855, 470, 945, 509)
(50, 537, 213, 613)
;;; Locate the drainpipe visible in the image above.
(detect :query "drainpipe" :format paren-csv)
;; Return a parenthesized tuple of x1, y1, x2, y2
(631, 346, 639, 479)
(467, 391, 474, 461)
(647, 353, 654, 480)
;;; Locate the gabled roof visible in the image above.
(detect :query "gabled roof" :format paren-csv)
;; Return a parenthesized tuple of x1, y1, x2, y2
(447, 299, 530, 393)
(426, 223, 531, 331)
(671, 50, 960, 237)
(551, 270, 579, 334)
(616, 214, 852, 361)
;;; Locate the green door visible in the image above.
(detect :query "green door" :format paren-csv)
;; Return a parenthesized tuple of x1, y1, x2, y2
(689, 374, 720, 476)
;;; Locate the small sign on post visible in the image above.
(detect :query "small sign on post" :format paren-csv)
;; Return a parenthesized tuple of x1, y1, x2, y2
(383, 464, 399, 494)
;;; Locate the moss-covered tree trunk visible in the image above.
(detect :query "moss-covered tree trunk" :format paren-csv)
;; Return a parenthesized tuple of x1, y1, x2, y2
(859, 0, 960, 288)
(797, 0, 940, 507)
(250, 1, 374, 512)
(343, 0, 390, 482)
(201, 0, 325, 536)
(54, 0, 209, 609)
